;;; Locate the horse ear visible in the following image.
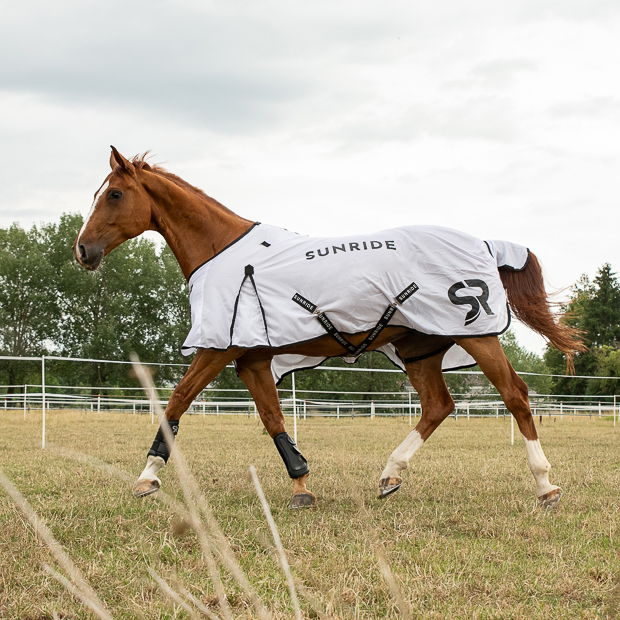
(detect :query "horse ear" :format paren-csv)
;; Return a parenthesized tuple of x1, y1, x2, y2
(110, 146, 135, 175)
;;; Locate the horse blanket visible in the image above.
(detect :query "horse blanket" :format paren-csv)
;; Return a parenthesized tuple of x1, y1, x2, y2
(181, 223, 529, 382)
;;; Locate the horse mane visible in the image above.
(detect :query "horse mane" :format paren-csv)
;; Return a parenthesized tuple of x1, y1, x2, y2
(129, 152, 237, 215)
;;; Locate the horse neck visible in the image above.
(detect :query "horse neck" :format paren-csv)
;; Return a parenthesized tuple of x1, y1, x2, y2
(142, 172, 253, 280)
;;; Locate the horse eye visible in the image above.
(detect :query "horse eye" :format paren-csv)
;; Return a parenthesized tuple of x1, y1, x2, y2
(109, 190, 123, 200)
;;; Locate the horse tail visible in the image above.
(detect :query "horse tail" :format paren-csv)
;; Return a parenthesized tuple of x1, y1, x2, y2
(499, 252, 585, 373)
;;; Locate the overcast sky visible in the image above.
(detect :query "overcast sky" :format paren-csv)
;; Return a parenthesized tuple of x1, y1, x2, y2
(2, 0, 619, 353)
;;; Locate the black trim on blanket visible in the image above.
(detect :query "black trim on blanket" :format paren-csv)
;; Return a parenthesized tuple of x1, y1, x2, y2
(183, 307, 512, 362)
(498, 248, 531, 272)
(401, 342, 455, 365)
(182, 317, 512, 356)
(229, 264, 272, 347)
(272, 345, 483, 386)
(484, 241, 531, 273)
(187, 222, 262, 282)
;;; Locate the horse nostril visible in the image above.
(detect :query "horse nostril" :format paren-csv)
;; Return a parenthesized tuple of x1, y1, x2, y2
(78, 245, 87, 261)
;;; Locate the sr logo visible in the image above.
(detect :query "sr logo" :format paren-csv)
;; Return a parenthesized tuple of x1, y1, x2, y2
(448, 279, 494, 326)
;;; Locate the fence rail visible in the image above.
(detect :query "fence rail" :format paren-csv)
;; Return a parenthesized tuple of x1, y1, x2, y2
(3, 389, 618, 423)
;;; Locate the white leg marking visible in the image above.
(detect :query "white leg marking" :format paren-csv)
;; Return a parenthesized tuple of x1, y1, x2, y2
(380, 430, 424, 479)
(137, 455, 165, 484)
(522, 436, 559, 496)
(77, 180, 109, 245)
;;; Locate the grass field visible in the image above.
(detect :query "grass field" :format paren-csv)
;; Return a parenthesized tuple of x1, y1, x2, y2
(1, 409, 618, 619)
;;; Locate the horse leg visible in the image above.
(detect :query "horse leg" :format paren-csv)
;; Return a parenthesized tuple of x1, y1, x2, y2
(455, 336, 562, 508)
(135, 348, 243, 497)
(236, 354, 316, 509)
(378, 352, 455, 498)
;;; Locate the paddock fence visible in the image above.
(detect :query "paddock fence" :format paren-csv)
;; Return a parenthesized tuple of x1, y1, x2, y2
(1, 384, 618, 424)
(1, 354, 618, 425)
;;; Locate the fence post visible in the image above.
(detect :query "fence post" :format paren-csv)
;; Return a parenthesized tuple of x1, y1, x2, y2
(303, 400, 306, 421)
(23, 384, 27, 421)
(41, 356, 46, 450)
(97, 394, 100, 414)
(560, 401, 563, 419)
(371, 401, 375, 420)
(467, 402, 470, 421)
(599, 401, 601, 420)
(292, 372, 297, 444)
(408, 392, 412, 426)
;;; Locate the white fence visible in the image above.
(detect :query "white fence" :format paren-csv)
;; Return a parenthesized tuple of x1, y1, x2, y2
(2, 385, 618, 423)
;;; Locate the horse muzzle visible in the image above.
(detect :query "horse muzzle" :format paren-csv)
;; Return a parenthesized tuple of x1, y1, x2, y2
(74, 241, 105, 271)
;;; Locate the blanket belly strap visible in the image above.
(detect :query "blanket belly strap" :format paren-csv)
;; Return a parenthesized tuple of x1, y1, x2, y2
(291, 280, 419, 357)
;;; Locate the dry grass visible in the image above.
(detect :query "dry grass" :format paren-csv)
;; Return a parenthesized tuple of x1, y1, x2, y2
(0, 409, 618, 619)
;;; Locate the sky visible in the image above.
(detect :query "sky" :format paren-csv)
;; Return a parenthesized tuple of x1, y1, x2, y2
(1, 0, 619, 354)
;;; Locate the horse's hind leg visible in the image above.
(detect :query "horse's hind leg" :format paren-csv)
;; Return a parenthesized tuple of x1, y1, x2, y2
(455, 336, 562, 509)
(135, 348, 243, 497)
(378, 351, 455, 498)
(236, 353, 316, 509)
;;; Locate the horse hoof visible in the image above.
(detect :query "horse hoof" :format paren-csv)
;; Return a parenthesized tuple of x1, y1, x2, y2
(538, 488, 562, 509)
(377, 476, 402, 499)
(134, 479, 160, 498)
(289, 492, 316, 510)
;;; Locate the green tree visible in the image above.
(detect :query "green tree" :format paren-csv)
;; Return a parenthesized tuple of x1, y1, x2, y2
(499, 330, 551, 394)
(545, 264, 620, 395)
(46, 213, 190, 390)
(0, 224, 61, 392)
(587, 346, 620, 395)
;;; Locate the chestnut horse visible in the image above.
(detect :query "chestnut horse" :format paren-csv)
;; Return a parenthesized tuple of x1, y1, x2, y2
(74, 147, 583, 509)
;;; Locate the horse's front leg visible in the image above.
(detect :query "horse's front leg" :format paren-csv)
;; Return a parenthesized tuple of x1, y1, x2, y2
(134, 348, 244, 497)
(236, 353, 316, 509)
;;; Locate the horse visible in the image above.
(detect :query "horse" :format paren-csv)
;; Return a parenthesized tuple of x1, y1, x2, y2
(73, 146, 584, 510)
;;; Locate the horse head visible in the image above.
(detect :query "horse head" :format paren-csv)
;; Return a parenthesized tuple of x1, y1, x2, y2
(73, 146, 154, 270)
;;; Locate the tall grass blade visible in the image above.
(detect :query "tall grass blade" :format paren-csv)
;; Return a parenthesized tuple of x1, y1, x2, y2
(43, 565, 115, 620)
(250, 464, 302, 620)
(146, 566, 202, 620)
(0, 469, 114, 620)
(372, 541, 413, 620)
(130, 354, 272, 620)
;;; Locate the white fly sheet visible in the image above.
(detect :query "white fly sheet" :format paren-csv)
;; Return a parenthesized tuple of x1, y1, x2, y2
(181, 223, 529, 382)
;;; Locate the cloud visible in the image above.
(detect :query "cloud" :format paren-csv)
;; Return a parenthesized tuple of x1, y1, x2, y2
(468, 59, 537, 88)
(332, 95, 518, 146)
(0, 1, 416, 135)
(0, 2, 312, 133)
(547, 96, 620, 119)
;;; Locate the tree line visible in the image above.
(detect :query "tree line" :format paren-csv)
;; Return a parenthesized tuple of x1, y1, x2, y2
(0, 214, 189, 392)
(1, 215, 619, 397)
